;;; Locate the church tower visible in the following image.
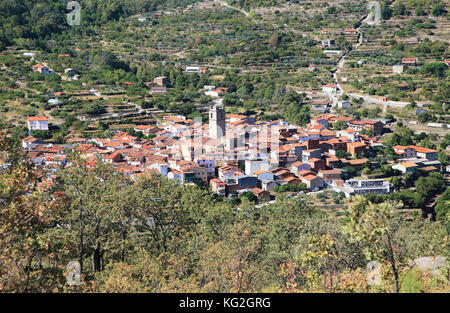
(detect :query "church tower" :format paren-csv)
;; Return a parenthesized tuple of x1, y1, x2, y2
(209, 101, 226, 140)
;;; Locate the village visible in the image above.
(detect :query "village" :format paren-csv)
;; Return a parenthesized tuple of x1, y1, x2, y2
(16, 49, 447, 208)
(22, 94, 443, 204)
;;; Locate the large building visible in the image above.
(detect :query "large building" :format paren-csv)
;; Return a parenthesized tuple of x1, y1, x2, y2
(209, 102, 226, 140)
(393, 145, 438, 161)
(334, 179, 392, 198)
(27, 116, 49, 130)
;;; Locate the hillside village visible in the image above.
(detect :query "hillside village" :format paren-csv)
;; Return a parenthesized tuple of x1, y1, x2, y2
(22, 100, 443, 204)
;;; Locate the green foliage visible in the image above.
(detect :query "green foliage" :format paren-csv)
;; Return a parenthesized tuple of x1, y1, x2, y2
(240, 191, 257, 203)
(435, 189, 449, 233)
(336, 150, 350, 159)
(333, 120, 347, 131)
(382, 126, 414, 147)
(420, 62, 448, 79)
(431, 2, 446, 17)
(279, 90, 310, 126)
(380, 1, 393, 20)
(274, 183, 307, 193)
(344, 196, 447, 292)
(0, 132, 66, 292)
(415, 172, 446, 202)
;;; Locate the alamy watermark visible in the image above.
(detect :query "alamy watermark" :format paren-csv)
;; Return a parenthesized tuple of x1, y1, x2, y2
(67, 1, 81, 26)
(66, 260, 81, 286)
(365, 1, 382, 26)
(366, 261, 382, 286)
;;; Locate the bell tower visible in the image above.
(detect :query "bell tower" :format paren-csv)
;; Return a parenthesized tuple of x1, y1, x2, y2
(209, 101, 226, 140)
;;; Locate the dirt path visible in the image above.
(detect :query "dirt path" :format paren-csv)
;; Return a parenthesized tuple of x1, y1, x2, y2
(214, 0, 250, 17)
(331, 14, 410, 110)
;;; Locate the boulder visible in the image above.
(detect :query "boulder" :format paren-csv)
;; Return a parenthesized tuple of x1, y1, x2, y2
(411, 256, 447, 278)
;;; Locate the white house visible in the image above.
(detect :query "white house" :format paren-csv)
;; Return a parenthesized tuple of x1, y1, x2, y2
(27, 116, 49, 131)
(204, 85, 216, 91)
(205, 89, 225, 98)
(392, 161, 418, 174)
(323, 50, 342, 56)
(321, 39, 335, 47)
(22, 136, 42, 149)
(337, 129, 359, 142)
(185, 66, 201, 73)
(322, 84, 338, 94)
(393, 65, 404, 74)
(301, 175, 324, 190)
(32, 64, 51, 75)
(340, 179, 392, 198)
(48, 99, 62, 105)
(245, 159, 270, 176)
(393, 145, 417, 159)
(291, 161, 311, 175)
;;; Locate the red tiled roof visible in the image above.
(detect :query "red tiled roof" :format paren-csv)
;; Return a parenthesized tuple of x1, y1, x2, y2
(303, 174, 319, 181)
(399, 161, 418, 168)
(23, 136, 39, 142)
(28, 116, 48, 121)
(402, 58, 416, 63)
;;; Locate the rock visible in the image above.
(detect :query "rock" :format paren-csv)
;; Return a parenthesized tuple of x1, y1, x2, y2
(411, 256, 447, 278)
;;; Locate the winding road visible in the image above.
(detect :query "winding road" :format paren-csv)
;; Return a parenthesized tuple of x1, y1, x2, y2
(328, 13, 410, 111)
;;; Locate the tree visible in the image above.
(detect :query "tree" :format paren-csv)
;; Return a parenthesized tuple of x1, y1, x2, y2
(333, 120, 347, 130)
(414, 172, 446, 201)
(420, 62, 447, 79)
(383, 126, 413, 147)
(335, 150, 349, 159)
(268, 34, 280, 48)
(431, 2, 446, 17)
(300, 234, 341, 292)
(344, 196, 447, 293)
(381, 2, 393, 20)
(0, 131, 65, 292)
(434, 189, 449, 233)
(393, 1, 405, 16)
(359, 128, 374, 137)
(438, 151, 449, 167)
(415, 5, 426, 16)
(340, 94, 349, 101)
(52, 160, 129, 275)
(241, 191, 257, 203)
(390, 176, 402, 190)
